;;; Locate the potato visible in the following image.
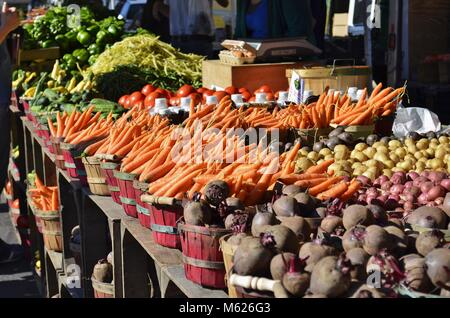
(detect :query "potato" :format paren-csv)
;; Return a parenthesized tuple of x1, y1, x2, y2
(394, 147, 407, 158)
(389, 153, 400, 162)
(319, 148, 332, 157)
(382, 169, 393, 177)
(299, 149, 309, 156)
(334, 145, 349, 153)
(414, 151, 424, 160)
(324, 154, 334, 161)
(429, 142, 438, 150)
(376, 145, 389, 154)
(307, 151, 320, 162)
(416, 141, 428, 150)
(366, 166, 379, 174)
(354, 143, 368, 151)
(384, 160, 395, 169)
(350, 150, 368, 162)
(435, 148, 446, 159)
(328, 163, 343, 173)
(418, 138, 429, 145)
(353, 167, 366, 176)
(388, 140, 401, 150)
(420, 150, 430, 159)
(334, 150, 349, 161)
(373, 152, 389, 162)
(438, 136, 448, 144)
(296, 157, 314, 172)
(418, 157, 427, 163)
(335, 170, 350, 177)
(372, 141, 385, 149)
(398, 161, 413, 171)
(416, 161, 426, 171)
(363, 147, 376, 159)
(317, 159, 324, 165)
(362, 170, 376, 180)
(430, 158, 444, 170)
(404, 138, 414, 146)
(407, 145, 418, 154)
(391, 167, 404, 173)
(352, 162, 363, 169)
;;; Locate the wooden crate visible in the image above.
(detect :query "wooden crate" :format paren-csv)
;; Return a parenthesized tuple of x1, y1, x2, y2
(202, 60, 309, 92)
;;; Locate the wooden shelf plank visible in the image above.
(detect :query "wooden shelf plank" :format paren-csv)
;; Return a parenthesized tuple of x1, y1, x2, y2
(82, 188, 124, 221)
(163, 265, 228, 298)
(122, 217, 183, 268)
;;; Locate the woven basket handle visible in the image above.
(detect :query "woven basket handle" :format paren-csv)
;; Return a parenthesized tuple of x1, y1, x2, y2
(95, 153, 119, 161)
(141, 194, 176, 206)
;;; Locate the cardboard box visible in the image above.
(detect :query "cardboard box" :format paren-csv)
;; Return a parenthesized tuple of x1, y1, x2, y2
(332, 13, 349, 37)
(202, 60, 308, 92)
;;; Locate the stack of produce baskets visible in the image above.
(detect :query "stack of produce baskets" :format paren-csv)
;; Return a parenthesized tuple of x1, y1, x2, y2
(82, 156, 110, 195)
(141, 195, 183, 249)
(100, 161, 121, 204)
(60, 142, 88, 185)
(114, 171, 138, 217)
(133, 181, 151, 228)
(33, 207, 62, 252)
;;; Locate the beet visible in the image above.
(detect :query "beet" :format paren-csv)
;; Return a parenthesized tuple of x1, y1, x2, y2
(406, 206, 448, 229)
(384, 225, 407, 257)
(298, 240, 337, 272)
(294, 193, 316, 215)
(282, 185, 303, 197)
(319, 216, 345, 236)
(424, 248, 450, 289)
(346, 248, 370, 281)
(342, 225, 366, 252)
(363, 225, 393, 256)
(225, 197, 244, 212)
(204, 180, 230, 206)
(282, 257, 310, 297)
(401, 254, 433, 293)
(350, 284, 386, 298)
(279, 216, 311, 242)
(366, 250, 405, 288)
(310, 255, 352, 297)
(227, 233, 248, 246)
(263, 225, 300, 254)
(342, 205, 374, 230)
(367, 204, 388, 225)
(183, 200, 212, 226)
(270, 252, 296, 280)
(251, 211, 279, 237)
(442, 193, 450, 217)
(415, 230, 445, 256)
(92, 259, 113, 283)
(233, 236, 276, 277)
(273, 196, 300, 217)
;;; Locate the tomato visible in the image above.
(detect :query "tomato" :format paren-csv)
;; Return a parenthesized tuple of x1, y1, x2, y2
(141, 84, 156, 96)
(169, 96, 180, 106)
(11, 199, 19, 209)
(196, 87, 208, 94)
(248, 96, 256, 103)
(118, 95, 129, 106)
(255, 85, 272, 94)
(266, 93, 275, 101)
(133, 100, 144, 110)
(176, 84, 195, 97)
(129, 91, 144, 104)
(238, 87, 250, 94)
(189, 93, 202, 105)
(5, 181, 11, 194)
(154, 88, 170, 99)
(213, 91, 229, 102)
(124, 98, 133, 109)
(144, 92, 163, 108)
(225, 86, 238, 95)
(241, 91, 252, 101)
(202, 90, 215, 103)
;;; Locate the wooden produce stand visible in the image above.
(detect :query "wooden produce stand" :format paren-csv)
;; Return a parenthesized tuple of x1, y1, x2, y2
(202, 60, 314, 92)
(9, 106, 228, 299)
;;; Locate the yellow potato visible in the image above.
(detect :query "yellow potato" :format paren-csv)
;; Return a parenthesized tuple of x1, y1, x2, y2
(334, 145, 349, 153)
(384, 160, 395, 169)
(438, 136, 448, 144)
(407, 145, 418, 154)
(373, 152, 389, 162)
(319, 148, 332, 157)
(382, 169, 393, 178)
(388, 140, 401, 150)
(363, 147, 376, 159)
(389, 153, 400, 163)
(334, 150, 349, 160)
(376, 145, 389, 154)
(307, 151, 320, 162)
(372, 141, 385, 149)
(394, 147, 407, 158)
(435, 147, 446, 159)
(354, 143, 368, 151)
(299, 149, 309, 157)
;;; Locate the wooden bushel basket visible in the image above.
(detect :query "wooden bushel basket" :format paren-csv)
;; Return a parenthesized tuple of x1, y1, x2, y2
(34, 209, 62, 252)
(179, 222, 231, 289)
(330, 124, 375, 140)
(141, 195, 183, 249)
(100, 162, 121, 204)
(219, 234, 239, 297)
(289, 127, 333, 146)
(114, 171, 138, 218)
(133, 181, 151, 229)
(91, 277, 114, 298)
(60, 142, 88, 186)
(51, 137, 66, 170)
(82, 156, 110, 196)
(27, 191, 43, 234)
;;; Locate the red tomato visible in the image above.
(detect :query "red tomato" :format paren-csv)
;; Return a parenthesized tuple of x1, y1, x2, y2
(238, 87, 250, 94)
(144, 92, 163, 108)
(169, 96, 180, 106)
(213, 91, 229, 102)
(266, 93, 275, 101)
(225, 86, 238, 95)
(202, 90, 215, 103)
(154, 88, 170, 99)
(189, 93, 202, 105)
(11, 199, 19, 209)
(118, 95, 129, 106)
(133, 100, 144, 110)
(129, 91, 144, 104)
(241, 91, 252, 102)
(176, 84, 195, 97)
(255, 85, 272, 94)
(196, 87, 208, 94)
(248, 96, 256, 103)
(124, 98, 133, 109)
(141, 84, 156, 96)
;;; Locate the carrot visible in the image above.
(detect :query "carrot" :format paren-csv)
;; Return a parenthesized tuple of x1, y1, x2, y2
(51, 190, 58, 210)
(278, 173, 327, 184)
(369, 83, 383, 100)
(47, 117, 57, 137)
(348, 106, 374, 126)
(163, 169, 204, 198)
(304, 159, 334, 174)
(308, 177, 342, 196)
(294, 178, 328, 188)
(340, 180, 362, 202)
(316, 182, 349, 201)
(56, 112, 64, 138)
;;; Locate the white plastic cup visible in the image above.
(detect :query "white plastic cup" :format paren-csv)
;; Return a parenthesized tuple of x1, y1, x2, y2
(168, 106, 180, 114)
(206, 95, 218, 105)
(231, 94, 244, 104)
(154, 98, 168, 109)
(356, 89, 365, 101)
(277, 91, 288, 105)
(302, 90, 313, 103)
(180, 97, 191, 108)
(255, 93, 267, 103)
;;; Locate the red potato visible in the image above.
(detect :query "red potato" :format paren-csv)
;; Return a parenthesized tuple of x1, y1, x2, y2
(441, 179, 450, 191)
(310, 255, 352, 297)
(426, 186, 445, 201)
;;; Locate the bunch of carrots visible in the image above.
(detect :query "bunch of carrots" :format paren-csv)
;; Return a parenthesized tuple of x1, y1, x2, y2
(28, 175, 59, 211)
(274, 83, 405, 129)
(279, 159, 362, 202)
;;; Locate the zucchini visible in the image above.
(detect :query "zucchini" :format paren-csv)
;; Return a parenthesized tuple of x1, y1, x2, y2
(90, 98, 122, 113)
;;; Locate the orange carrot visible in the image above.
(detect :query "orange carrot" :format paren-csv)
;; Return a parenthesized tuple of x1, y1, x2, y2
(305, 159, 334, 174)
(308, 177, 342, 196)
(316, 182, 349, 201)
(340, 180, 362, 202)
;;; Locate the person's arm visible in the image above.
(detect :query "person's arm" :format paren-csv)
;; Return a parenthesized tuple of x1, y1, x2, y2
(0, 6, 20, 44)
(215, 0, 229, 8)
